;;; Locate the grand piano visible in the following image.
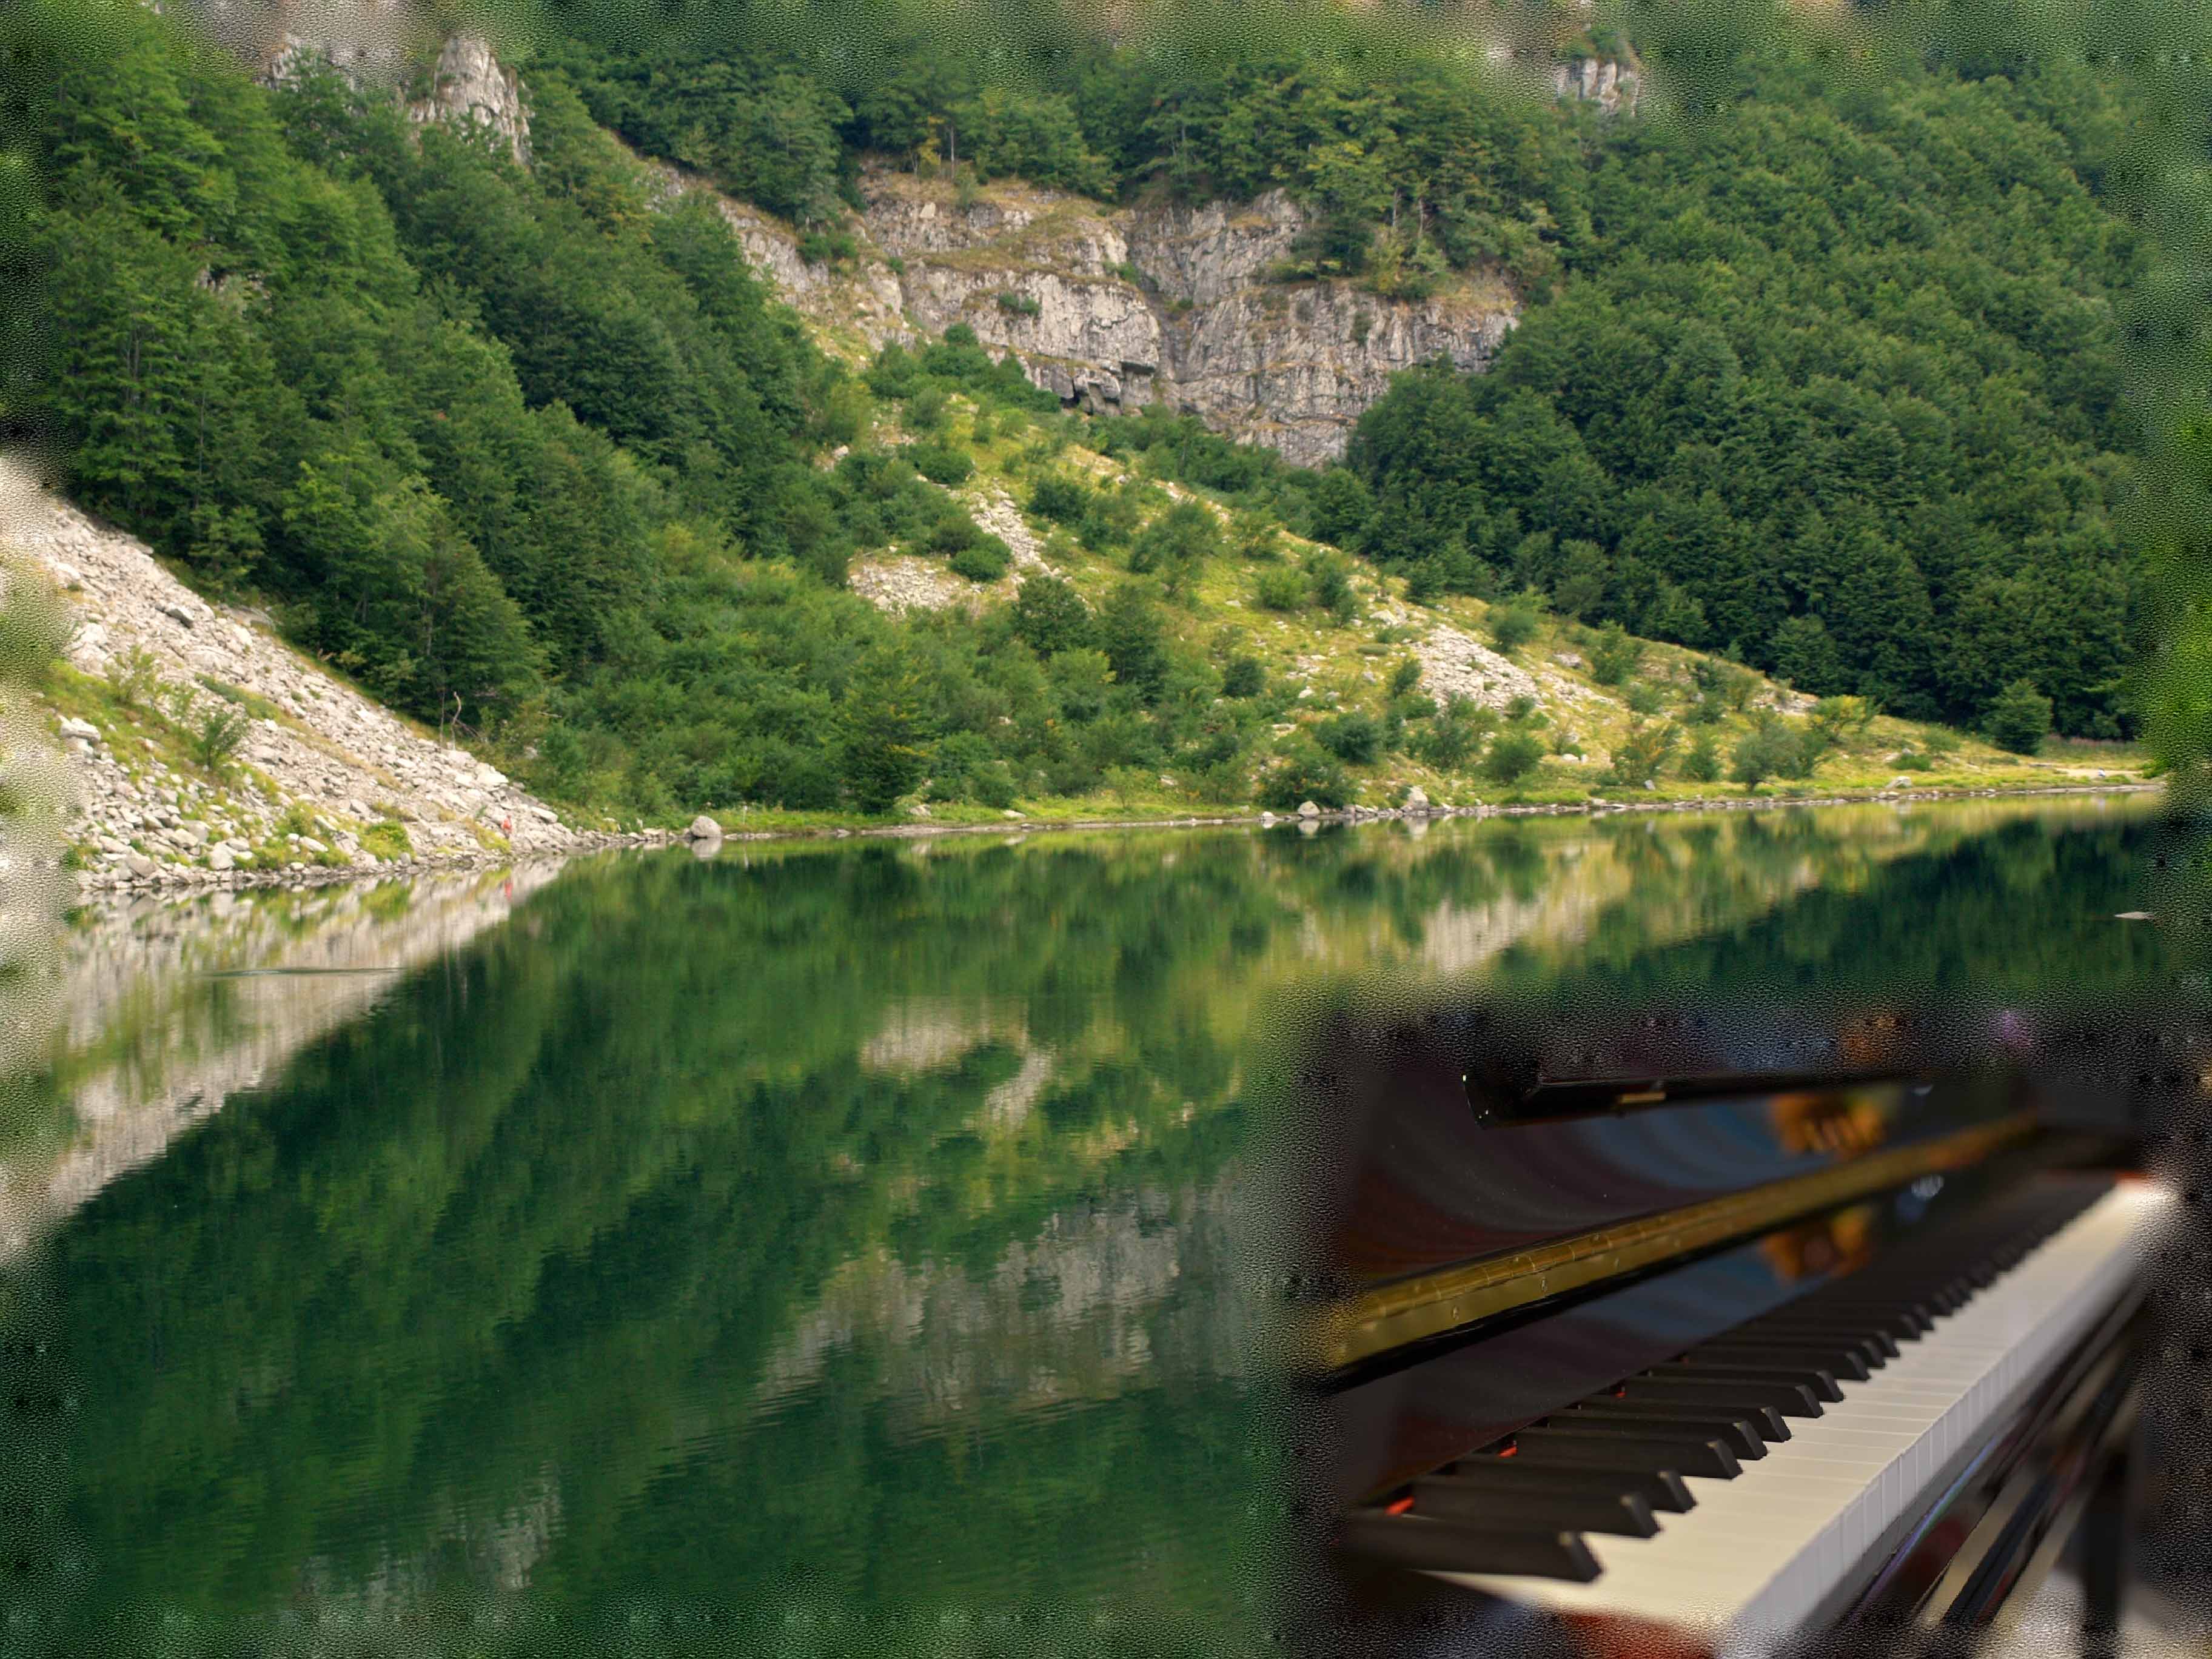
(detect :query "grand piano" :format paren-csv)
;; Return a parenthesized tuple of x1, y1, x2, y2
(1288, 1001, 2190, 1658)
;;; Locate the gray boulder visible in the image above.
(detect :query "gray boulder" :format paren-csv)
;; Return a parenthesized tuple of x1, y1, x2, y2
(685, 814, 723, 841)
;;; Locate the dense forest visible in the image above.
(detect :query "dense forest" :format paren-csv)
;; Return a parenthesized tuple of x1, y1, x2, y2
(7, 0, 2172, 822)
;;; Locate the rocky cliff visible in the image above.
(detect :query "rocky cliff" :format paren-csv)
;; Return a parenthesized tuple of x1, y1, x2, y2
(649, 161, 1522, 469)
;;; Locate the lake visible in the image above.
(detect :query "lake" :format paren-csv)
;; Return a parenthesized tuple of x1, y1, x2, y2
(0, 795, 2189, 1657)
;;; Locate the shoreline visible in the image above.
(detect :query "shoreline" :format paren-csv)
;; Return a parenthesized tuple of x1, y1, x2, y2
(63, 780, 2163, 903)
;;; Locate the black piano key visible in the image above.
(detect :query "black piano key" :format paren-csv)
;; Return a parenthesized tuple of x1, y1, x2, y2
(1649, 1359, 1846, 1403)
(1692, 1340, 1876, 1381)
(1511, 1426, 1742, 1480)
(1615, 1374, 1825, 1418)
(1431, 1461, 1697, 1514)
(1749, 1319, 1903, 1359)
(1547, 1406, 1768, 1460)
(1409, 1478, 1660, 1538)
(1481, 1433, 1734, 1482)
(1335, 1512, 1603, 1581)
(1570, 1394, 1789, 1443)
(1721, 1330, 1888, 1371)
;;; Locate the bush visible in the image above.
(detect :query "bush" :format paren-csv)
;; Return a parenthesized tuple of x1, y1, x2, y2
(190, 705, 251, 771)
(1128, 501, 1221, 583)
(361, 818, 412, 860)
(1624, 681, 1666, 716)
(1477, 730, 1544, 785)
(1253, 568, 1309, 612)
(1680, 727, 1721, 783)
(950, 537, 1013, 582)
(1489, 603, 1540, 654)
(1307, 553, 1358, 624)
(996, 291, 1042, 318)
(1985, 679, 2052, 755)
(1415, 695, 1494, 768)
(1894, 749, 1932, 771)
(1729, 719, 1806, 790)
(908, 442, 973, 486)
(1012, 576, 1093, 657)
(906, 384, 949, 433)
(1810, 695, 1878, 748)
(1259, 742, 1352, 810)
(1388, 657, 1423, 698)
(1048, 647, 1115, 722)
(1028, 474, 1092, 525)
(1605, 719, 1680, 788)
(104, 645, 163, 708)
(1221, 655, 1265, 699)
(797, 229, 859, 265)
(1316, 711, 1382, 765)
(1503, 694, 1538, 724)
(1589, 623, 1645, 686)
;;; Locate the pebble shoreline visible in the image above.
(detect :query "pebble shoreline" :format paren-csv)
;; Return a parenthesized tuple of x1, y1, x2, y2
(60, 780, 2157, 904)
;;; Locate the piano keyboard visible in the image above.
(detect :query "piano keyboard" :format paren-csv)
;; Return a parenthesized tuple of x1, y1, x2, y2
(1338, 1177, 2173, 1654)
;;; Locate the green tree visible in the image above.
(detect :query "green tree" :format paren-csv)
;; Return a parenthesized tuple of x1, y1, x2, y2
(1985, 679, 2052, 755)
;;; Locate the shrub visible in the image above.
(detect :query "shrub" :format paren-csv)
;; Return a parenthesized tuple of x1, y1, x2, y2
(1221, 655, 1265, 699)
(996, 290, 1042, 318)
(908, 443, 972, 486)
(1388, 657, 1423, 698)
(1680, 727, 1721, 783)
(1480, 729, 1547, 785)
(1894, 749, 1932, 771)
(1922, 725, 1962, 756)
(361, 818, 412, 860)
(1985, 679, 2052, 754)
(1307, 553, 1358, 624)
(1048, 648, 1115, 722)
(1259, 742, 1352, 810)
(1503, 694, 1538, 724)
(950, 537, 1013, 582)
(190, 705, 251, 771)
(1589, 623, 1645, 686)
(1624, 681, 1666, 716)
(1128, 501, 1221, 583)
(1253, 567, 1309, 612)
(1729, 718, 1806, 790)
(1416, 695, 1494, 768)
(1810, 695, 1878, 748)
(797, 229, 859, 265)
(906, 384, 950, 433)
(104, 645, 163, 708)
(1605, 719, 1680, 788)
(1012, 576, 1094, 657)
(1028, 473, 1092, 525)
(1316, 711, 1382, 765)
(1489, 603, 1540, 654)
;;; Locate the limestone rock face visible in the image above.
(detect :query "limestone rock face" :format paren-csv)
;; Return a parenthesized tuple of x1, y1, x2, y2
(1552, 56, 1641, 116)
(406, 33, 531, 164)
(853, 170, 1521, 467)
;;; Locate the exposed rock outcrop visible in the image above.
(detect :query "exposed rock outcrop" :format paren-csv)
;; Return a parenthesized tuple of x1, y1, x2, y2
(638, 156, 1520, 468)
(3, 461, 668, 894)
(404, 30, 530, 163)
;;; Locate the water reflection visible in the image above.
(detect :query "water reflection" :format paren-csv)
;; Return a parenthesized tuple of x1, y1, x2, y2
(0, 796, 2181, 1655)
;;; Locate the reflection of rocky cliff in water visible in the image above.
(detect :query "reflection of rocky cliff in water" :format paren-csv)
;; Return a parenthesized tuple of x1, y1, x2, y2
(752, 1175, 1265, 1439)
(0, 863, 565, 1261)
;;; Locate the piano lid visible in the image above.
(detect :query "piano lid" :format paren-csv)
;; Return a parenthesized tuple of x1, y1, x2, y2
(1278, 1001, 2079, 1375)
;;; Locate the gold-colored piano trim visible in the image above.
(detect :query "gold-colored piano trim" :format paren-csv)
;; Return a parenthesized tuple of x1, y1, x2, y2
(1314, 1111, 2038, 1373)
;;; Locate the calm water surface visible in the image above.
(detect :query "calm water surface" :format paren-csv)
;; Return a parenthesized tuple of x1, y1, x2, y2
(0, 797, 2189, 1656)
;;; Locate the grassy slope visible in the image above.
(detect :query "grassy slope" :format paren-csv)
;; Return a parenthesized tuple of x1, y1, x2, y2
(823, 380, 2147, 830)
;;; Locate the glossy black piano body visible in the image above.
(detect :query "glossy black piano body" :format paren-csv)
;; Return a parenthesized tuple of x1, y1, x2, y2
(1275, 1001, 2180, 1658)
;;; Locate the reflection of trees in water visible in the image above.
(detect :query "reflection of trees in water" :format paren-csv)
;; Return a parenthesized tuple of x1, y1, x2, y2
(8, 799, 2171, 1648)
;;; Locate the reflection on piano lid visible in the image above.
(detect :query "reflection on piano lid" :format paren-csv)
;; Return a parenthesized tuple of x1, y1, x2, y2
(1290, 1005, 2171, 1658)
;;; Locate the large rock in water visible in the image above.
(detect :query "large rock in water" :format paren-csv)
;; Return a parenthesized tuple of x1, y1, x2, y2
(685, 814, 723, 842)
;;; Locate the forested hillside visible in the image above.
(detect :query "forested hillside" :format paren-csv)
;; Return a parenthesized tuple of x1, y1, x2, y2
(10, 0, 2156, 825)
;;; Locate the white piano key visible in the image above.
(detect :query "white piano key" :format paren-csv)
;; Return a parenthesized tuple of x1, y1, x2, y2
(1426, 1182, 2174, 1652)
